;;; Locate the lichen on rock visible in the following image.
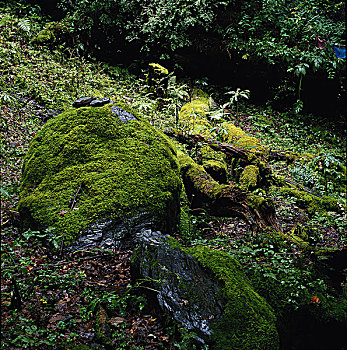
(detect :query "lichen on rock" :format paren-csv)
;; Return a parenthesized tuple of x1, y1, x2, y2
(18, 100, 181, 247)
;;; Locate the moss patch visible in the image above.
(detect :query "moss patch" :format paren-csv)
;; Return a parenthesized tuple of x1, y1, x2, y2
(270, 186, 343, 214)
(31, 21, 71, 45)
(148, 62, 169, 75)
(18, 101, 181, 243)
(201, 145, 228, 183)
(187, 245, 280, 350)
(240, 165, 259, 190)
(222, 122, 266, 156)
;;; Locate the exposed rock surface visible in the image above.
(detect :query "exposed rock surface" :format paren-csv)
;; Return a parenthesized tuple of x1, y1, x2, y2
(132, 231, 280, 349)
(90, 97, 110, 107)
(72, 96, 96, 107)
(38, 109, 63, 123)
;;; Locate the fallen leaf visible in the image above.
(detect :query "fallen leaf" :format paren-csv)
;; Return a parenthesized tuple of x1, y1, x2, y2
(49, 314, 65, 323)
(109, 317, 125, 326)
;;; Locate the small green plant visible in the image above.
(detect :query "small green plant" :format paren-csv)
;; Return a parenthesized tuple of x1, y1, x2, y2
(287, 63, 309, 113)
(179, 208, 211, 243)
(224, 88, 250, 117)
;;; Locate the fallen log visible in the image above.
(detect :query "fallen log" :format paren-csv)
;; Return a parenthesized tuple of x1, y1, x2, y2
(178, 151, 282, 232)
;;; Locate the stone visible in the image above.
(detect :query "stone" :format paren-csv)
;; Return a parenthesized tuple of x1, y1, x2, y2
(132, 232, 280, 349)
(72, 97, 96, 108)
(38, 109, 62, 123)
(111, 105, 137, 123)
(90, 97, 110, 107)
(18, 101, 181, 248)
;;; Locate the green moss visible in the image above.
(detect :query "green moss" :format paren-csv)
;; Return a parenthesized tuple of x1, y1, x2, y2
(178, 150, 230, 201)
(187, 245, 280, 350)
(31, 21, 70, 45)
(179, 100, 211, 137)
(177, 89, 214, 138)
(18, 101, 181, 243)
(247, 192, 267, 210)
(271, 186, 343, 214)
(240, 165, 259, 190)
(31, 23, 55, 44)
(222, 122, 266, 156)
(191, 88, 210, 100)
(200, 145, 228, 183)
(142, 237, 279, 348)
(148, 62, 169, 75)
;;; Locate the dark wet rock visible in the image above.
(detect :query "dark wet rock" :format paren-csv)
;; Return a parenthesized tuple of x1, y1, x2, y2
(132, 232, 221, 343)
(38, 109, 62, 123)
(90, 97, 110, 107)
(70, 211, 158, 252)
(72, 96, 96, 108)
(132, 232, 279, 348)
(111, 105, 137, 123)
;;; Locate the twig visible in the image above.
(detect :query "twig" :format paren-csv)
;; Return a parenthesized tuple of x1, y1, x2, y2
(68, 183, 84, 210)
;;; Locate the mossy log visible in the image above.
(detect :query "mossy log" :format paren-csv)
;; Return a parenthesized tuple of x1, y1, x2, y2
(167, 131, 299, 177)
(174, 91, 345, 255)
(178, 151, 281, 231)
(177, 89, 229, 182)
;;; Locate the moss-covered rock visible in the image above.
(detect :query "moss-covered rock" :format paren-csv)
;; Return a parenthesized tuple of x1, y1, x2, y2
(189, 246, 280, 350)
(132, 233, 279, 349)
(18, 101, 181, 247)
(31, 21, 71, 46)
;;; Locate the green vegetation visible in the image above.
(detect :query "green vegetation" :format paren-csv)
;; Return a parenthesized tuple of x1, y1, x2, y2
(39, 0, 346, 112)
(18, 103, 181, 242)
(188, 245, 280, 350)
(1, 1, 346, 349)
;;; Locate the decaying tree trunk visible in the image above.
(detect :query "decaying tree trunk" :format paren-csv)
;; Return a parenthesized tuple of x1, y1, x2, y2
(178, 151, 282, 232)
(172, 90, 344, 254)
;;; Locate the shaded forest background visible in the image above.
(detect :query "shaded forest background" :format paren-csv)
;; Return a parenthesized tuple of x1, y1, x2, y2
(28, 0, 346, 118)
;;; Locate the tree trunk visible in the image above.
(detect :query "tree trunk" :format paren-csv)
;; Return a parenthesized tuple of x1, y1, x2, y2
(178, 151, 282, 232)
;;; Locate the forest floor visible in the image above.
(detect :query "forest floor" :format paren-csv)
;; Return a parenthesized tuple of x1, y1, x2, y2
(1, 92, 346, 349)
(1, 7, 346, 350)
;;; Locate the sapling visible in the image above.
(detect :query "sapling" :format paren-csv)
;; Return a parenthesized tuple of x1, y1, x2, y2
(225, 88, 250, 118)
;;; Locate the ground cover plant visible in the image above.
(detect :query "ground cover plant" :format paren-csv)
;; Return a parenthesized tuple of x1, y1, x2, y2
(1, 2, 346, 349)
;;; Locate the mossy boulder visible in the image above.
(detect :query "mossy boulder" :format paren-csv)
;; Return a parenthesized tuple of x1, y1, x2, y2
(132, 233, 279, 349)
(31, 21, 71, 46)
(18, 101, 181, 249)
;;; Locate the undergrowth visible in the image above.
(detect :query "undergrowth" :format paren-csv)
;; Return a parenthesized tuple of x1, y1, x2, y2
(1, 2, 346, 349)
